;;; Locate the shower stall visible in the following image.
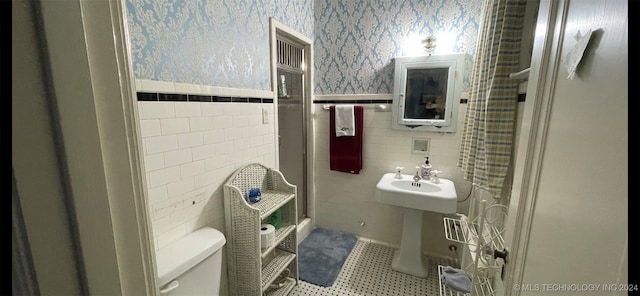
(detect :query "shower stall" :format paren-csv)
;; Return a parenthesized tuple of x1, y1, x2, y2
(276, 37, 307, 222)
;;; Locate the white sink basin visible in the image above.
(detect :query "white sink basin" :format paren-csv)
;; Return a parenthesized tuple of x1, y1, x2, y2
(374, 172, 458, 277)
(375, 173, 457, 213)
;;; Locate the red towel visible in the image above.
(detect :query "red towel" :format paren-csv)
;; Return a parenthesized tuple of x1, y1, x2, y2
(329, 105, 363, 174)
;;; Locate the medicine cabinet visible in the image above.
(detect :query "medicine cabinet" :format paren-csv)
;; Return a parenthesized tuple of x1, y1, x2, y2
(391, 53, 464, 133)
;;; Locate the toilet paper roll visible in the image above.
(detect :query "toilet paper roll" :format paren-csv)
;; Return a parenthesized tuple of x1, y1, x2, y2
(260, 224, 276, 249)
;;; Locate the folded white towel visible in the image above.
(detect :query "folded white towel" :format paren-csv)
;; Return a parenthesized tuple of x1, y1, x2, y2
(335, 105, 355, 137)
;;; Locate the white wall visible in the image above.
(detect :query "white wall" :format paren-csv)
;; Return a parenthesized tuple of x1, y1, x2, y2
(136, 80, 277, 295)
(517, 0, 627, 293)
(135, 80, 277, 250)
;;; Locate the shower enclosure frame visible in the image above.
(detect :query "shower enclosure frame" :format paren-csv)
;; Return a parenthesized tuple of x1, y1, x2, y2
(269, 18, 315, 243)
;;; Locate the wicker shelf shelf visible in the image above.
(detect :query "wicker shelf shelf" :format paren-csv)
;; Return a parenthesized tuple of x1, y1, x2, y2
(261, 224, 296, 259)
(264, 277, 296, 296)
(261, 251, 296, 291)
(254, 191, 295, 220)
(224, 163, 299, 296)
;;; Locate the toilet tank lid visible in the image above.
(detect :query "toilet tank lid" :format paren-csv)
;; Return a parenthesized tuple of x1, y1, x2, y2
(156, 227, 226, 286)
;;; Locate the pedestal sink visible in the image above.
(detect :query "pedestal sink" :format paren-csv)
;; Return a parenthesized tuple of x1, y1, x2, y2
(374, 173, 457, 277)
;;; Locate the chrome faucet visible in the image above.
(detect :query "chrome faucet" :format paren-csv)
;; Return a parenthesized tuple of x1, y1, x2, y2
(413, 167, 421, 182)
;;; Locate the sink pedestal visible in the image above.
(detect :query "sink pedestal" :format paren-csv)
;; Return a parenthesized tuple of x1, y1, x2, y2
(392, 207, 429, 278)
(375, 173, 458, 278)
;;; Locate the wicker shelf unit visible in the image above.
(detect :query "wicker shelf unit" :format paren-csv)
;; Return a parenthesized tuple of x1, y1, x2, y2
(224, 163, 298, 296)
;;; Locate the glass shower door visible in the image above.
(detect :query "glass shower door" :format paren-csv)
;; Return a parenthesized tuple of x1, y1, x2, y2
(277, 69, 307, 221)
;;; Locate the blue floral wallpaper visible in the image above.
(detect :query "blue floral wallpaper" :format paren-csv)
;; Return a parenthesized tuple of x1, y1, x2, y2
(125, 0, 314, 90)
(125, 0, 480, 94)
(314, 0, 481, 95)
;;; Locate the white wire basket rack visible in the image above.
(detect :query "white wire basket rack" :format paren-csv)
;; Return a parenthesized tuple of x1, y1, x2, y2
(440, 198, 508, 296)
(438, 265, 496, 296)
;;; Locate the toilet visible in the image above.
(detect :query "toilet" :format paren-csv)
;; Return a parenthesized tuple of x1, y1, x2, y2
(155, 227, 226, 295)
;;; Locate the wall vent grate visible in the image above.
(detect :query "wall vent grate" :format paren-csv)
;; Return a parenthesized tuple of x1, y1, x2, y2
(277, 38, 304, 72)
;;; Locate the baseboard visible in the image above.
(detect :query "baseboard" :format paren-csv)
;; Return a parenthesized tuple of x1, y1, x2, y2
(356, 235, 455, 260)
(297, 217, 313, 244)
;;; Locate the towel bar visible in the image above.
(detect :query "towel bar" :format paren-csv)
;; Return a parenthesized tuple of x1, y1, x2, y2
(321, 104, 389, 112)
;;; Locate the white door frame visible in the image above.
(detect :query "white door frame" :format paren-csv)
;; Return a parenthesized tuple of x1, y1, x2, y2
(15, 0, 158, 294)
(269, 18, 316, 242)
(501, 0, 567, 295)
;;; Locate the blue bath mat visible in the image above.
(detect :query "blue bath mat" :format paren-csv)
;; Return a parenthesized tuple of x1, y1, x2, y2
(298, 227, 358, 287)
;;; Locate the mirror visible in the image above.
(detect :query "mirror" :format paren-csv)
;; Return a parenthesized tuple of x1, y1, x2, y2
(391, 53, 464, 132)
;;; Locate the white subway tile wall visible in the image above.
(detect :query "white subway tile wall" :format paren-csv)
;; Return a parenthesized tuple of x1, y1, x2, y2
(138, 100, 276, 250)
(312, 98, 526, 257)
(139, 119, 162, 137)
(136, 80, 523, 254)
(312, 102, 472, 257)
(140, 102, 175, 119)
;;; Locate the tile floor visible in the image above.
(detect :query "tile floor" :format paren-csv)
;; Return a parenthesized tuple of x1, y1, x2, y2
(289, 239, 457, 296)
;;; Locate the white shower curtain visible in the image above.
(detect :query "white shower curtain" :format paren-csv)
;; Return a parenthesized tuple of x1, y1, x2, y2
(458, 0, 528, 198)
